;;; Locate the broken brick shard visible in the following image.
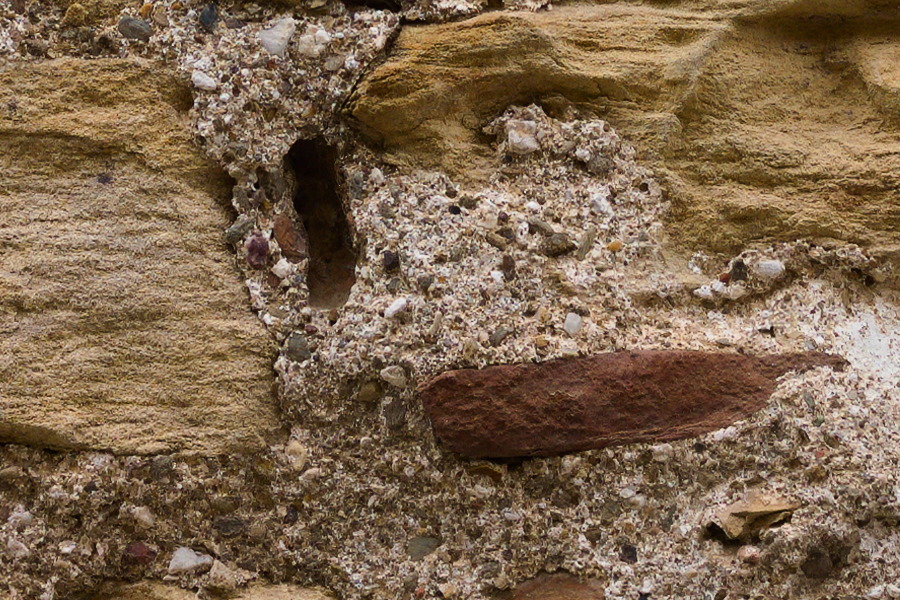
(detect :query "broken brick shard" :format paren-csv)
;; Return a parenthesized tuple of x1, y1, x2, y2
(419, 351, 846, 458)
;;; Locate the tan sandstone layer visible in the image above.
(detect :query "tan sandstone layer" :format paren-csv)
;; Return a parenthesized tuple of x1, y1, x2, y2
(0, 58, 281, 455)
(350, 2, 900, 260)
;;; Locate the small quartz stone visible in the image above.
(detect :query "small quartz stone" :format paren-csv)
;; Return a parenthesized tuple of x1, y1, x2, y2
(7, 509, 32, 530)
(168, 547, 213, 575)
(118, 16, 152, 41)
(7, 538, 30, 559)
(563, 313, 583, 336)
(384, 297, 409, 318)
(753, 259, 785, 280)
(132, 506, 155, 528)
(505, 120, 539, 154)
(260, 17, 296, 57)
(380, 365, 407, 388)
(271, 258, 292, 279)
(191, 70, 217, 91)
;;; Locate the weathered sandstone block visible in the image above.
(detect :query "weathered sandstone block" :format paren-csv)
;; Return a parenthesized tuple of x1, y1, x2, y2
(420, 351, 846, 458)
(351, 4, 900, 259)
(0, 59, 279, 454)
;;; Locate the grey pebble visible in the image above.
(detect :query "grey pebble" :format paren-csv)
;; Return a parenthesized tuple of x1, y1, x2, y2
(118, 17, 152, 42)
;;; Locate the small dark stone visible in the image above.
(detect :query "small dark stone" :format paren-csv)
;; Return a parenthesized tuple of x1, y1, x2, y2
(199, 3, 217, 32)
(445, 186, 458, 198)
(489, 327, 514, 347)
(457, 195, 478, 209)
(620, 544, 638, 564)
(730, 259, 749, 282)
(542, 233, 576, 257)
(84, 480, 99, 493)
(123, 541, 157, 565)
(224, 215, 254, 244)
(149, 456, 174, 480)
(24, 39, 49, 57)
(498, 211, 509, 224)
(285, 333, 312, 363)
(386, 277, 403, 294)
(213, 516, 245, 538)
(407, 536, 441, 561)
(497, 227, 516, 240)
(417, 274, 434, 291)
(500, 255, 516, 279)
(117, 16, 152, 42)
(383, 250, 401, 273)
(800, 546, 833, 579)
(244, 234, 269, 269)
(225, 18, 246, 29)
(283, 505, 299, 525)
(97, 173, 113, 185)
(639, 181, 650, 192)
(448, 205, 461, 215)
(384, 398, 407, 431)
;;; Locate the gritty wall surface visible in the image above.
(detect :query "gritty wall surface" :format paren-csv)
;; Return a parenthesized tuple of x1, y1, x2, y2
(0, 0, 898, 599)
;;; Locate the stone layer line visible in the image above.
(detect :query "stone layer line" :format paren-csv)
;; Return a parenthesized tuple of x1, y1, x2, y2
(419, 351, 847, 458)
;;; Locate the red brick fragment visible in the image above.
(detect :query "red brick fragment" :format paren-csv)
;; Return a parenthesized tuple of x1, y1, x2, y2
(273, 213, 308, 262)
(419, 351, 846, 458)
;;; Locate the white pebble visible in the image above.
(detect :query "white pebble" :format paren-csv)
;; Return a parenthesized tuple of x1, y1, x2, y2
(563, 312, 583, 336)
(260, 17, 296, 57)
(7, 538, 30, 559)
(7, 509, 32, 530)
(753, 259, 785, 280)
(314, 28, 332, 44)
(58, 541, 77, 554)
(384, 297, 408, 318)
(132, 506, 155, 528)
(651, 443, 673, 462)
(380, 365, 407, 388)
(168, 547, 213, 575)
(723, 283, 747, 300)
(506, 120, 539, 154)
(693, 285, 714, 300)
(191, 70, 217, 91)
(271, 258, 292, 279)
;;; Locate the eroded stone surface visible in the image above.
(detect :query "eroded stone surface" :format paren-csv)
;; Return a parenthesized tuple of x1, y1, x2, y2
(505, 573, 606, 600)
(0, 58, 279, 455)
(351, 4, 900, 261)
(420, 351, 846, 457)
(84, 581, 333, 600)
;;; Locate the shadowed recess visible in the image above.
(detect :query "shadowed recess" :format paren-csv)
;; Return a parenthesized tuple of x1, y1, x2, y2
(288, 138, 357, 309)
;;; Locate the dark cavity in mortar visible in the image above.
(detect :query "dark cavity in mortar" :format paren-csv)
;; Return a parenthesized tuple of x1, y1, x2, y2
(288, 138, 358, 308)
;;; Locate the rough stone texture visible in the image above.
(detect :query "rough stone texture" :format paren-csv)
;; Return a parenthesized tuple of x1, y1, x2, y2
(350, 3, 900, 261)
(84, 581, 334, 600)
(505, 573, 606, 600)
(1, 2, 900, 600)
(420, 351, 847, 457)
(0, 58, 280, 455)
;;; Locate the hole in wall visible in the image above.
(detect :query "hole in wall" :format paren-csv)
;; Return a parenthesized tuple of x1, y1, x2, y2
(287, 138, 357, 309)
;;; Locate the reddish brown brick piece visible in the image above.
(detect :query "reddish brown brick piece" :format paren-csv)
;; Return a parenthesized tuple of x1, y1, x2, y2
(419, 351, 846, 458)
